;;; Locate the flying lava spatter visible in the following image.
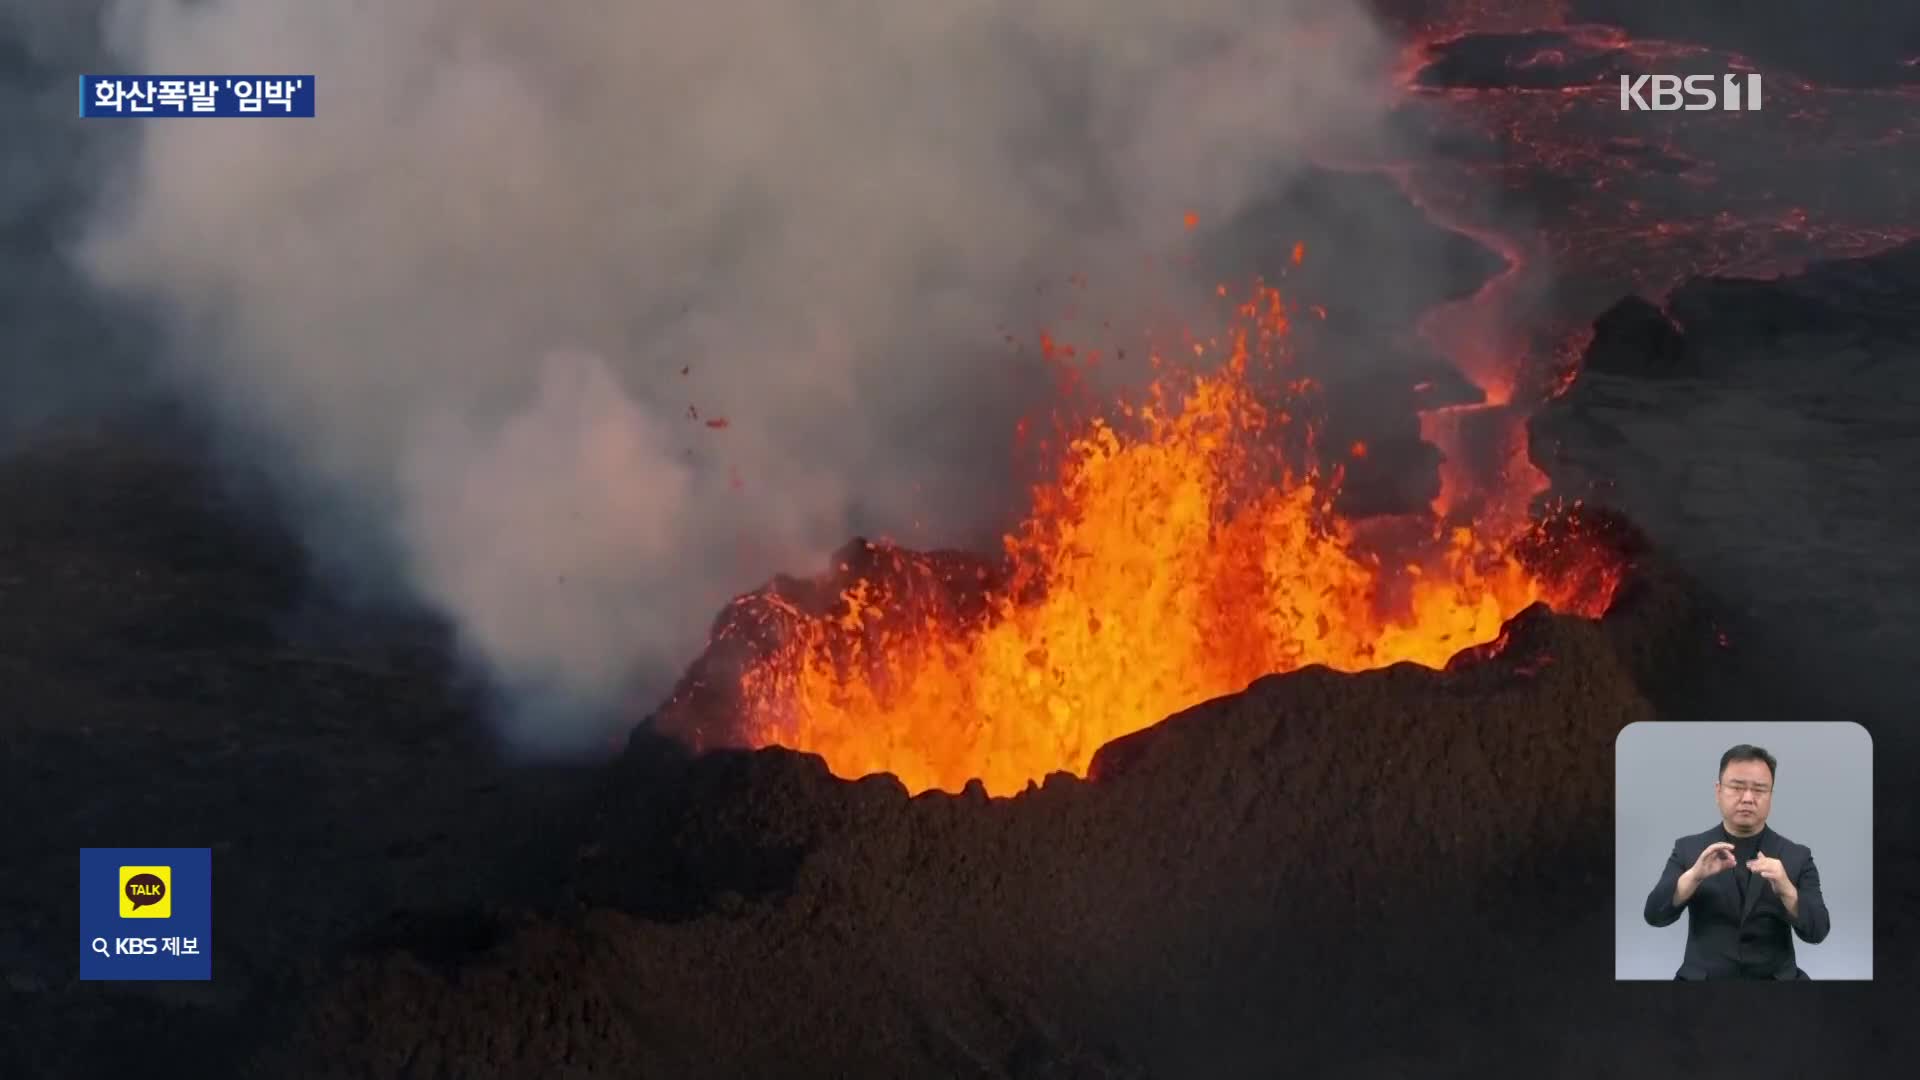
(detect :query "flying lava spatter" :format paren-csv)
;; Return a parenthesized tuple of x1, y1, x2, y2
(661, 2, 1919, 795)
(675, 280, 1618, 796)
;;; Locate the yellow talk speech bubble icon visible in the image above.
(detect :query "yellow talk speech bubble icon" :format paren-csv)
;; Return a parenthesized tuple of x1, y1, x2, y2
(119, 865, 171, 918)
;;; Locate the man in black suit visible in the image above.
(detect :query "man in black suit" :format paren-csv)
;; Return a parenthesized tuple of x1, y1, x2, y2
(1643, 744, 1831, 979)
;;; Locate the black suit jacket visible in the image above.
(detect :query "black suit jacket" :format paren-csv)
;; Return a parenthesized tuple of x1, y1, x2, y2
(1643, 824, 1831, 979)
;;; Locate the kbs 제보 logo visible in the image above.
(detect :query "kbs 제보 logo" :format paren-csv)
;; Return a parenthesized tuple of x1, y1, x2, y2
(80, 847, 212, 980)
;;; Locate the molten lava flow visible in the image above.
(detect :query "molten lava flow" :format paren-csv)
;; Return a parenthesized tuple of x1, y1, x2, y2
(722, 285, 1618, 796)
(673, 3, 1920, 798)
(1369, 0, 1920, 532)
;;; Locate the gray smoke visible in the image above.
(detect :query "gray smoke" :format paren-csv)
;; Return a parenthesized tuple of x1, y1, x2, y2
(70, 0, 1403, 752)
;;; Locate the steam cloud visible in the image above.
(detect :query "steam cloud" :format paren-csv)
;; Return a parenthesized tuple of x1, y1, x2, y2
(72, 0, 1402, 752)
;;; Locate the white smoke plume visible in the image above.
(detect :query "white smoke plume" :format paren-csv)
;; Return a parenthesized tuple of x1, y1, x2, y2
(72, 0, 1403, 752)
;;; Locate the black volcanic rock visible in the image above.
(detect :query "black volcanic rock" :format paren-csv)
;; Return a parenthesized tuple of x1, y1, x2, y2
(1666, 242, 1920, 346)
(1533, 240, 1920, 718)
(1582, 295, 1690, 378)
(262, 584, 1713, 1079)
(1413, 30, 1633, 90)
(1569, 0, 1920, 87)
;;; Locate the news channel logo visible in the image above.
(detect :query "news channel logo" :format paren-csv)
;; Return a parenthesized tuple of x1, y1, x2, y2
(1619, 73, 1762, 112)
(80, 848, 213, 981)
(79, 75, 315, 118)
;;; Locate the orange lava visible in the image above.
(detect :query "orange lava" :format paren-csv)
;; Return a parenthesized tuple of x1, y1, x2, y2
(724, 283, 1617, 796)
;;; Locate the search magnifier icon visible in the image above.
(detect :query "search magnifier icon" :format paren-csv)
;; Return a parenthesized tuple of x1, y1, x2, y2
(90, 937, 110, 957)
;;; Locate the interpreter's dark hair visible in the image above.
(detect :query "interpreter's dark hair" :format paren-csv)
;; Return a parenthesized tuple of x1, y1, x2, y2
(1719, 744, 1777, 782)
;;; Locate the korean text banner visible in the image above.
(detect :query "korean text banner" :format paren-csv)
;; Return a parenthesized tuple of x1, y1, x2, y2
(80, 75, 315, 118)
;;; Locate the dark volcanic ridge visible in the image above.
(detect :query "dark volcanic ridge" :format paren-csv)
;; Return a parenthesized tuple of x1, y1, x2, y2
(270, 571, 1715, 1080)
(1574, 243, 1920, 383)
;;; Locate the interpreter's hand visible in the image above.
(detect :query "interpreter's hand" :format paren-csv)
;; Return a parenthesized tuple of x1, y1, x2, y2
(1748, 851, 1795, 898)
(1689, 841, 1737, 881)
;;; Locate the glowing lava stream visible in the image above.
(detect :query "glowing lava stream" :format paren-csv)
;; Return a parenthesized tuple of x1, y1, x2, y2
(1376, 160, 1547, 529)
(698, 281, 1619, 797)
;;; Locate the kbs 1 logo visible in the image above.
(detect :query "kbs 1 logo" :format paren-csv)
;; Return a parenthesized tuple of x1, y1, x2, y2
(1620, 73, 1763, 112)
